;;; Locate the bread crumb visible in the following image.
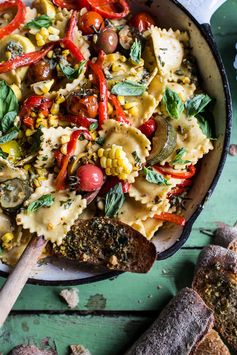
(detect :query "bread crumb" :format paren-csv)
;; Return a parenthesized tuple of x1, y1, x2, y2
(60, 288, 79, 309)
(70, 345, 91, 355)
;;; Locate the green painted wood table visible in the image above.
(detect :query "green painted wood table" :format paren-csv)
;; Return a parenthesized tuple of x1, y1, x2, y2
(1, 1, 237, 354)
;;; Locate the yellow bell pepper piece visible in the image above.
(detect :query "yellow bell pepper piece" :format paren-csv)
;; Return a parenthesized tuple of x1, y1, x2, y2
(0, 140, 21, 161)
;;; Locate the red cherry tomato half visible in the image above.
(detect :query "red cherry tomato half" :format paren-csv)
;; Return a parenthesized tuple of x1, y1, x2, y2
(77, 164, 104, 191)
(139, 117, 157, 138)
(78, 11, 104, 35)
(130, 11, 156, 32)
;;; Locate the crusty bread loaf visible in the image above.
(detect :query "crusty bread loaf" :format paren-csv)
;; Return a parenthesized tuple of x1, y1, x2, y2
(193, 330, 230, 355)
(124, 288, 214, 355)
(8, 345, 57, 355)
(53, 217, 157, 273)
(214, 223, 237, 252)
(192, 245, 237, 351)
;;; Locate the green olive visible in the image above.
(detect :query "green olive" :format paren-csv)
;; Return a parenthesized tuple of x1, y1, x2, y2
(147, 116, 177, 165)
(94, 29, 118, 54)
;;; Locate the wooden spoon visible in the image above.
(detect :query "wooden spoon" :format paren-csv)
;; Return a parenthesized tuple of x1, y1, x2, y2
(0, 190, 99, 326)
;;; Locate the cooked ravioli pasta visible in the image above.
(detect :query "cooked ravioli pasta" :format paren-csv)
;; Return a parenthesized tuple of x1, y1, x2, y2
(0, 0, 214, 266)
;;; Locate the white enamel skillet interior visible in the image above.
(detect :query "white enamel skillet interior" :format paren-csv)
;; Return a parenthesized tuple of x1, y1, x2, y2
(0, 0, 232, 284)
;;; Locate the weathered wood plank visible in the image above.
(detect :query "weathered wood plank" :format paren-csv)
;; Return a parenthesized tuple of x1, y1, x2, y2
(0, 314, 154, 355)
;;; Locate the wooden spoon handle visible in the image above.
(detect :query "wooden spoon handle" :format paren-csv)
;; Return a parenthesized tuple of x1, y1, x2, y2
(0, 235, 47, 327)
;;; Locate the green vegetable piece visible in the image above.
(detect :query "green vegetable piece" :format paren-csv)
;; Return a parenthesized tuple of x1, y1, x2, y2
(173, 147, 191, 165)
(59, 61, 86, 80)
(0, 128, 19, 145)
(105, 183, 125, 217)
(111, 80, 146, 97)
(0, 81, 18, 131)
(24, 15, 53, 29)
(27, 194, 55, 213)
(89, 122, 98, 131)
(1, 111, 17, 133)
(0, 147, 8, 159)
(130, 39, 142, 64)
(185, 94, 212, 117)
(162, 87, 184, 119)
(6, 41, 23, 59)
(196, 114, 214, 139)
(144, 167, 169, 185)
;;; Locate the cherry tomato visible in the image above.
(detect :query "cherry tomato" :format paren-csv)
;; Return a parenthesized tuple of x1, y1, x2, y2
(77, 164, 104, 191)
(139, 118, 157, 138)
(67, 94, 99, 118)
(78, 11, 104, 35)
(130, 12, 156, 32)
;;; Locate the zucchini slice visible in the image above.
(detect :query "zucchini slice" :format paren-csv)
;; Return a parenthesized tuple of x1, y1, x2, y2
(147, 116, 177, 165)
(0, 179, 31, 211)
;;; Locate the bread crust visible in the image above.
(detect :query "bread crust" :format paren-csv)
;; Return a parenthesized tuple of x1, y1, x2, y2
(214, 224, 237, 252)
(194, 330, 230, 355)
(124, 288, 214, 355)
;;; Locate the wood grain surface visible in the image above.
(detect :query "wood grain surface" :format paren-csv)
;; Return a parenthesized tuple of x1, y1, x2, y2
(0, 1, 237, 353)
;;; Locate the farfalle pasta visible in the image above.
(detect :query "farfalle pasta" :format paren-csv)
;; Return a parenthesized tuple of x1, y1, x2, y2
(0, 0, 214, 266)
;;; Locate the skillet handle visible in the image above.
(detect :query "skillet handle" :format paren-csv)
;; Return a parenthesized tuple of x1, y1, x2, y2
(178, 0, 227, 24)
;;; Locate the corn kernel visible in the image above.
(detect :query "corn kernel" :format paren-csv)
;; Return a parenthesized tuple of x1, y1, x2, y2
(37, 38, 45, 46)
(47, 50, 54, 59)
(25, 129, 35, 137)
(120, 55, 127, 63)
(129, 106, 139, 116)
(106, 158, 112, 168)
(119, 173, 127, 180)
(5, 51, 11, 60)
(48, 26, 60, 35)
(108, 102, 113, 116)
(118, 96, 125, 105)
(48, 116, 59, 127)
(62, 49, 70, 57)
(60, 143, 68, 155)
(105, 168, 111, 175)
(55, 94, 65, 104)
(112, 159, 118, 167)
(50, 103, 60, 115)
(23, 164, 31, 171)
(100, 156, 107, 168)
(60, 134, 70, 144)
(40, 27, 49, 38)
(115, 148, 123, 159)
(112, 64, 121, 72)
(38, 112, 45, 119)
(33, 179, 41, 188)
(2, 232, 14, 243)
(124, 102, 135, 110)
(38, 176, 47, 181)
(98, 148, 104, 158)
(31, 112, 37, 118)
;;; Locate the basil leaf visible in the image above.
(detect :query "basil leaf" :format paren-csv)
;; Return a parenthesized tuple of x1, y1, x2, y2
(196, 114, 213, 139)
(96, 136, 105, 146)
(1, 111, 17, 133)
(185, 94, 212, 117)
(132, 151, 142, 168)
(0, 128, 19, 144)
(162, 87, 184, 119)
(111, 81, 146, 97)
(130, 39, 142, 64)
(105, 183, 125, 217)
(59, 61, 86, 80)
(89, 122, 98, 131)
(173, 148, 191, 165)
(27, 194, 55, 213)
(30, 128, 43, 153)
(24, 15, 53, 29)
(144, 167, 169, 185)
(0, 81, 18, 126)
(0, 147, 8, 159)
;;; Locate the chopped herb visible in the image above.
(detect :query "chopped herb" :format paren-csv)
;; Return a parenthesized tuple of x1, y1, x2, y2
(158, 55, 165, 67)
(59, 61, 86, 80)
(96, 136, 105, 146)
(173, 148, 191, 165)
(130, 39, 142, 64)
(89, 122, 98, 131)
(144, 167, 169, 185)
(132, 151, 142, 167)
(42, 156, 48, 161)
(0, 127, 19, 144)
(185, 94, 212, 117)
(0, 147, 8, 159)
(60, 199, 73, 209)
(31, 128, 43, 153)
(111, 80, 146, 97)
(24, 15, 53, 29)
(162, 87, 184, 119)
(6, 41, 23, 59)
(105, 183, 125, 217)
(27, 194, 55, 213)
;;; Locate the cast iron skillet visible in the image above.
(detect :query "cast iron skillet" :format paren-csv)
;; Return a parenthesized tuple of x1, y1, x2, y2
(0, 0, 232, 285)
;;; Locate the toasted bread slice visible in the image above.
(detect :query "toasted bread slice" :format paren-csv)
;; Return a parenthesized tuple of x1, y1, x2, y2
(125, 288, 214, 355)
(53, 217, 157, 273)
(194, 330, 230, 355)
(192, 245, 237, 351)
(214, 223, 237, 253)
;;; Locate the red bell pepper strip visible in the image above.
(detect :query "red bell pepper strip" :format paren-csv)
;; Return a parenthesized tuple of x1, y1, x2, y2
(88, 60, 108, 128)
(23, 117, 34, 129)
(139, 117, 157, 138)
(0, 43, 54, 74)
(20, 96, 52, 121)
(54, 149, 64, 168)
(78, 0, 130, 19)
(60, 115, 97, 129)
(109, 94, 130, 125)
(62, 11, 85, 62)
(154, 164, 196, 180)
(55, 129, 91, 190)
(96, 50, 106, 66)
(0, 0, 26, 39)
(52, 0, 78, 9)
(154, 212, 186, 226)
